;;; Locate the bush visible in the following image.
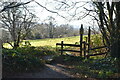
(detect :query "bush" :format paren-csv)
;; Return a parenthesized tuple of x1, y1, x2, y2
(2, 45, 58, 74)
(2, 47, 45, 74)
(91, 35, 103, 47)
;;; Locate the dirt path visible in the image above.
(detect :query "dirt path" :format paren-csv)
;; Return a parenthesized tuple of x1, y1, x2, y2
(7, 64, 73, 78)
(6, 55, 74, 78)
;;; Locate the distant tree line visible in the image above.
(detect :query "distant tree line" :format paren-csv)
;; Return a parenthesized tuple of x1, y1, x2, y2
(26, 23, 80, 39)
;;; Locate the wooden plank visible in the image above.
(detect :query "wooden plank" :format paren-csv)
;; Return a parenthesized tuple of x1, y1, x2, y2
(59, 49, 80, 53)
(56, 43, 61, 45)
(56, 43, 80, 47)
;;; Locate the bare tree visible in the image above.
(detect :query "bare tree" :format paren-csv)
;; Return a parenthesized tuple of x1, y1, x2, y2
(1, 2, 36, 48)
(0, 0, 33, 13)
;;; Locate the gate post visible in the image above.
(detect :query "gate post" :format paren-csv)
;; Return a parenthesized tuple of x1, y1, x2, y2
(88, 27, 91, 55)
(79, 24, 84, 56)
(83, 42, 86, 58)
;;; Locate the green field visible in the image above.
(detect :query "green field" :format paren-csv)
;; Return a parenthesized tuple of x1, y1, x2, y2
(4, 36, 81, 48)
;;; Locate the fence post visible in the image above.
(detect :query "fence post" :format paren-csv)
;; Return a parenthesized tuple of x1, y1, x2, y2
(56, 44, 58, 52)
(80, 24, 84, 56)
(88, 27, 91, 55)
(83, 42, 86, 58)
(61, 41, 63, 55)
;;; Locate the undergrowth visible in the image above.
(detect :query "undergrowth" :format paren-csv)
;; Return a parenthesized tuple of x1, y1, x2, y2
(52, 55, 120, 78)
(2, 45, 57, 76)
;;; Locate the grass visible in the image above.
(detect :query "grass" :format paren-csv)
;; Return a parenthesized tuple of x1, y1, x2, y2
(27, 36, 80, 47)
(4, 34, 103, 49)
(3, 36, 81, 48)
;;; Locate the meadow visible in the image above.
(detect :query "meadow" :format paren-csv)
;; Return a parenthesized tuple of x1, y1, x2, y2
(4, 36, 81, 48)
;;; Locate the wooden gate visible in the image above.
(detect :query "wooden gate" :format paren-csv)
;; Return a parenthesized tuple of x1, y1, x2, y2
(56, 24, 109, 58)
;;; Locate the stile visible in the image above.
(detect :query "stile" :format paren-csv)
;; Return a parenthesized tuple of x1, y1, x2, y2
(56, 25, 108, 58)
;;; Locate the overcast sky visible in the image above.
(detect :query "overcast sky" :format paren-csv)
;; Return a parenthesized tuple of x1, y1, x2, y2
(0, 0, 99, 29)
(24, 0, 98, 29)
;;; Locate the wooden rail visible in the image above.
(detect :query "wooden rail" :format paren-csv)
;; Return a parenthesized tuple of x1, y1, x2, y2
(86, 52, 108, 58)
(56, 42, 108, 52)
(56, 42, 108, 58)
(56, 43, 80, 47)
(59, 49, 80, 53)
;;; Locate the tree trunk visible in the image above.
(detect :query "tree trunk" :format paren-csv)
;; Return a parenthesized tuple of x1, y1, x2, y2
(110, 2, 120, 58)
(111, 40, 120, 58)
(95, 2, 120, 58)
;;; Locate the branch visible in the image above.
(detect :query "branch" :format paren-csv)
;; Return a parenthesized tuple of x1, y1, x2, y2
(34, 0, 68, 20)
(6, 41, 14, 48)
(0, 0, 33, 13)
(54, 0, 70, 7)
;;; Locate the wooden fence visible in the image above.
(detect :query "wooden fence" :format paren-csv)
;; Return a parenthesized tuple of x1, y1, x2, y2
(56, 24, 108, 58)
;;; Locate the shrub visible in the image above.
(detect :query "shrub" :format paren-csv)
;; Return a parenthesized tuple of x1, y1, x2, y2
(2, 45, 58, 74)
(2, 48, 44, 73)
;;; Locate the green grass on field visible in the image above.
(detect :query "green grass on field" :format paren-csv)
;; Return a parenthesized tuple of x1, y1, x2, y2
(4, 36, 82, 48)
(28, 36, 80, 47)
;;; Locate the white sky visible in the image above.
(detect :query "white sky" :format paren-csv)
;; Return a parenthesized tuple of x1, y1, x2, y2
(24, 0, 98, 29)
(0, 0, 98, 29)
